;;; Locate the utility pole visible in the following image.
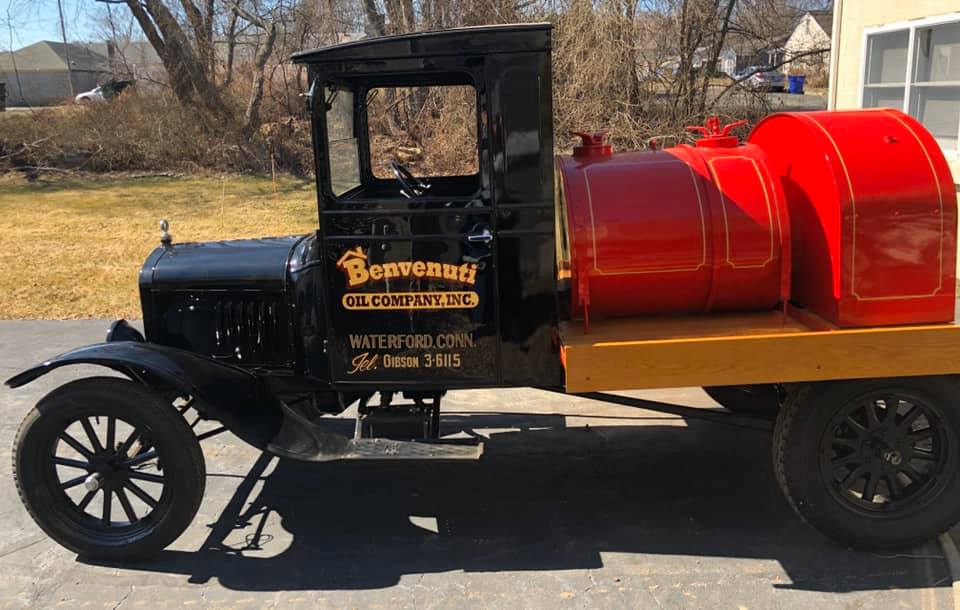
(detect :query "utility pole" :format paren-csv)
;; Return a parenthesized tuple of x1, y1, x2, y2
(56, 0, 75, 97)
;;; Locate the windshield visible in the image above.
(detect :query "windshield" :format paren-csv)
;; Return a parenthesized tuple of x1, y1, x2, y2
(325, 87, 360, 196)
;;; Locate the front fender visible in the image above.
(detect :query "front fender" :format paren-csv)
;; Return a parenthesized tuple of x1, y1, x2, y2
(4, 342, 282, 449)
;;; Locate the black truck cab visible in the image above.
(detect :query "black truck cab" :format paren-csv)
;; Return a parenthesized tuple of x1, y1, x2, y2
(292, 23, 561, 391)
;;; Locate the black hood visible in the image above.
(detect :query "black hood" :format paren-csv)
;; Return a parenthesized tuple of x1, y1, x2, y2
(142, 236, 306, 291)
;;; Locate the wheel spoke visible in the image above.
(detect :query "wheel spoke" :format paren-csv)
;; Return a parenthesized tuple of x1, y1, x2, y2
(886, 473, 903, 498)
(910, 449, 938, 462)
(845, 416, 869, 438)
(52, 456, 89, 470)
(58, 432, 93, 459)
(831, 453, 860, 468)
(865, 402, 881, 429)
(124, 449, 158, 468)
(128, 470, 165, 484)
(123, 480, 159, 509)
(116, 429, 140, 457)
(832, 436, 859, 449)
(115, 488, 138, 523)
(881, 397, 899, 423)
(79, 418, 103, 453)
(862, 474, 879, 502)
(900, 463, 924, 482)
(899, 405, 925, 432)
(841, 464, 868, 487)
(60, 474, 87, 490)
(909, 428, 936, 444)
(102, 488, 112, 525)
(105, 416, 116, 452)
(77, 489, 96, 511)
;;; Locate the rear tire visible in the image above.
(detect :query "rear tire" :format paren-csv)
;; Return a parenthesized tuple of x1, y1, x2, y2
(13, 377, 205, 560)
(703, 384, 781, 414)
(773, 378, 960, 549)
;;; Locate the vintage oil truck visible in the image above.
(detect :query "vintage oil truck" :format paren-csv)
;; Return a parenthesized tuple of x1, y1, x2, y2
(7, 23, 960, 559)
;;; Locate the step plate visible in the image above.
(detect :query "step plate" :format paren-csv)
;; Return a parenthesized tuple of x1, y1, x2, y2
(341, 439, 484, 461)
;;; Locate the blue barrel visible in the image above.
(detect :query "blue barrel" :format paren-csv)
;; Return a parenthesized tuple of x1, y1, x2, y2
(788, 75, 806, 94)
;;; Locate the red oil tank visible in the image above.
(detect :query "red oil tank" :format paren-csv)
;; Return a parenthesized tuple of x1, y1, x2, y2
(556, 120, 790, 324)
(749, 109, 957, 327)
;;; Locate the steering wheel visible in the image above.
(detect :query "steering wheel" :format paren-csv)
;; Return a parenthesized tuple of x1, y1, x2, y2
(390, 160, 431, 198)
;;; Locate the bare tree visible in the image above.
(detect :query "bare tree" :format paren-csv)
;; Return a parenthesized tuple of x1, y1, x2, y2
(56, 0, 76, 97)
(95, 0, 230, 128)
(230, 1, 278, 137)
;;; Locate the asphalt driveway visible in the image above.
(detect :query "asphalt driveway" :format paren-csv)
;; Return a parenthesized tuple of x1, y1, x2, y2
(0, 320, 953, 608)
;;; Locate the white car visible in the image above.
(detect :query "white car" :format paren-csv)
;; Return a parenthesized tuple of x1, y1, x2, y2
(736, 66, 786, 92)
(74, 80, 134, 104)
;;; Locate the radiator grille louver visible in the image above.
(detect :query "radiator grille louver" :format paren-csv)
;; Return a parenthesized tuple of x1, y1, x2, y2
(214, 297, 284, 361)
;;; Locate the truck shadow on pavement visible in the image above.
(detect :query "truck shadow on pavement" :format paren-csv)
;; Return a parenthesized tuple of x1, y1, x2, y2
(87, 395, 951, 594)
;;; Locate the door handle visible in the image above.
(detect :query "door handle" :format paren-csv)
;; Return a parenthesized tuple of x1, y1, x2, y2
(467, 229, 493, 243)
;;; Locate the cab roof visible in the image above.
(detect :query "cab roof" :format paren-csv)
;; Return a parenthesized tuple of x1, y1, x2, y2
(291, 23, 551, 64)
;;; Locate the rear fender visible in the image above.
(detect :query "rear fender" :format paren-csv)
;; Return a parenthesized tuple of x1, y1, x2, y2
(5, 341, 282, 450)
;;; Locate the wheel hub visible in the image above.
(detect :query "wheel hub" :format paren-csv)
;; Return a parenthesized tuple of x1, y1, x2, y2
(882, 449, 903, 466)
(83, 472, 102, 492)
(861, 435, 902, 465)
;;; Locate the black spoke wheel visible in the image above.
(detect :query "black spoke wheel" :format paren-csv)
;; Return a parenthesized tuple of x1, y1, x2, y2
(14, 377, 205, 560)
(774, 378, 960, 549)
(820, 392, 952, 514)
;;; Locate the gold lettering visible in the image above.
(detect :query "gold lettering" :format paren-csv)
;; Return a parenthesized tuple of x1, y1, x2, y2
(339, 258, 369, 288)
(347, 352, 379, 375)
(342, 292, 480, 310)
(338, 248, 479, 288)
(382, 262, 399, 279)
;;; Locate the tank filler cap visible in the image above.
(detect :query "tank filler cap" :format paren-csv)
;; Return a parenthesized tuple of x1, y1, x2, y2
(685, 116, 748, 148)
(572, 131, 612, 159)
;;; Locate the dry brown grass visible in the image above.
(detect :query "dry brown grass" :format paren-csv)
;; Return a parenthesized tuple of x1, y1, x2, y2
(0, 91, 315, 176)
(0, 174, 317, 319)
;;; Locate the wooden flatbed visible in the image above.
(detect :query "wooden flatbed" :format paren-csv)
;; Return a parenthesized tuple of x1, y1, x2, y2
(560, 307, 960, 392)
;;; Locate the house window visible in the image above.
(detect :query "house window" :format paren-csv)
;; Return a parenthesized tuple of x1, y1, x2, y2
(863, 17, 960, 157)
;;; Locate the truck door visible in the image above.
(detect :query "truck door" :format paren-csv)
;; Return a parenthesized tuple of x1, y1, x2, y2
(318, 80, 500, 387)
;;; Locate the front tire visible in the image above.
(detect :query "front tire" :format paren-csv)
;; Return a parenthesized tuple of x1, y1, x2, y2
(13, 377, 205, 560)
(773, 378, 960, 549)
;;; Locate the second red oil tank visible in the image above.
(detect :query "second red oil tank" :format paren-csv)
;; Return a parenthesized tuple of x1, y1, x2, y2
(556, 121, 790, 322)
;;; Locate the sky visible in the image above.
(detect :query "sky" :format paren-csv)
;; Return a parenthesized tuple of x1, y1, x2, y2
(2, 0, 100, 50)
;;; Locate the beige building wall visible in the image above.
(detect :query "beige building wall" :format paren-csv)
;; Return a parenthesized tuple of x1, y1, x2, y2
(829, 1, 960, 184)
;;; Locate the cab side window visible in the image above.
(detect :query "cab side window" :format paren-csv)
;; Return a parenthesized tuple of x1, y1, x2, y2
(365, 85, 479, 197)
(325, 87, 361, 196)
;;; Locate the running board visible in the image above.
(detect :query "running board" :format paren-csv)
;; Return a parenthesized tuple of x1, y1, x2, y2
(269, 438, 484, 462)
(267, 401, 483, 462)
(335, 438, 482, 461)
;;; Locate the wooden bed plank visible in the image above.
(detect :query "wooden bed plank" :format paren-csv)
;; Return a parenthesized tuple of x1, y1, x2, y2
(560, 314, 960, 392)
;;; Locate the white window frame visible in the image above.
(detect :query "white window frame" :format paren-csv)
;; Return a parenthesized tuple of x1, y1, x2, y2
(860, 12, 960, 160)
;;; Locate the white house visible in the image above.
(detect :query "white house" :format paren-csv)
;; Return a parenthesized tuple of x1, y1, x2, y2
(782, 10, 832, 77)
